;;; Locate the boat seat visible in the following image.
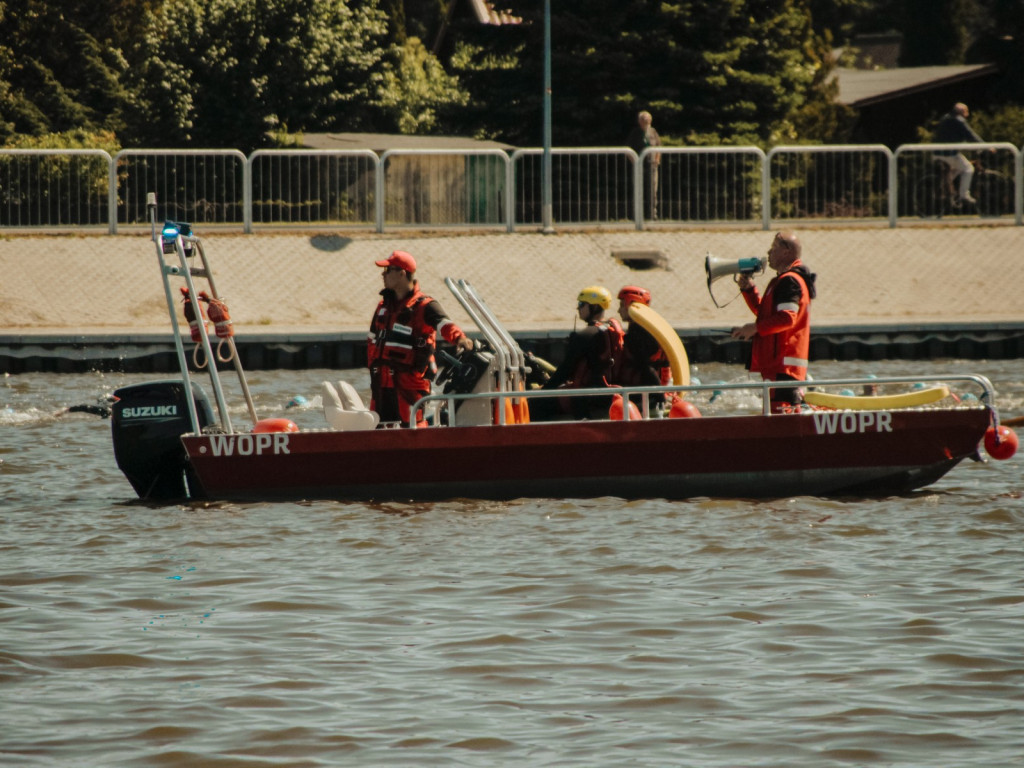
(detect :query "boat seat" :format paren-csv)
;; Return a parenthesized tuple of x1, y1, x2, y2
(321, 380, 379, 431)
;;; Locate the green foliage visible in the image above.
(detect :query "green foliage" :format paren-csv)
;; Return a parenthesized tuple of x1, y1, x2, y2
(0, 0, 131, 141)
(963, 104, 1024, 146)
(1, 0, 1017, 151)
(3, 128, 120, 152)
(121, 0, 393, 149)
(0, 128, 118, 225)
(375, 37, 468, 133)
(807, 0, 904, 40)
(783, 24, 859, 145)
(440, 1, 818, 147)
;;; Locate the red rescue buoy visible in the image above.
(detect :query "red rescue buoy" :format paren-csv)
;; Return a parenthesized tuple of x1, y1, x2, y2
(252, 418, 299, 434)
(669, 395, 702, 418)
(984, 425, 1018, 460)
(201, 291, 234, 338)
(179, 286, 207, 342)
(609, 393, 642, 421)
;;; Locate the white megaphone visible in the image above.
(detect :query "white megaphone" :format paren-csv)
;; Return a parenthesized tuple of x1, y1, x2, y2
(705, 252, 767, 308)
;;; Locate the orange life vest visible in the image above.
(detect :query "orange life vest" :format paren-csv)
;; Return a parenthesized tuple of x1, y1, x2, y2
(743, 265, 813, 381)
(612, 322, 668, 388)
(568, 317, 625, 388)
(367, 289, 438, 390)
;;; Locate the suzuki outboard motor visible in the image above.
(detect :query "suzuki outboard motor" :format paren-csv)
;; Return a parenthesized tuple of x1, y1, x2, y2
(111, 380, 214, 500)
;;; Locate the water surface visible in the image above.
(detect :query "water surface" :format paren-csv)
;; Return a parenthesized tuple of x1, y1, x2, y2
(2, 360, 1022, 767)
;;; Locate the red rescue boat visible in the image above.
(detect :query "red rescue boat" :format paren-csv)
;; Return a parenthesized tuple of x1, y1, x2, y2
(109, 203, 1016, 503)
(177, 403, 992, 502)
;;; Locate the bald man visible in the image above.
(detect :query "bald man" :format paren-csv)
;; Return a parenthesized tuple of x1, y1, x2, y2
(731, 231, 817, 413)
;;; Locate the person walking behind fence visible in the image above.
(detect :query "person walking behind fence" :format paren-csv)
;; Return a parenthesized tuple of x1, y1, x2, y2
(933, 103, 984, 206)
(627, 111, 662, 220)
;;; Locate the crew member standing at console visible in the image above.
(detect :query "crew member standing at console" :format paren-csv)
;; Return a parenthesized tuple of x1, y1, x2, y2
(731, 231, 816, 413)
(367, 250, 473, 426)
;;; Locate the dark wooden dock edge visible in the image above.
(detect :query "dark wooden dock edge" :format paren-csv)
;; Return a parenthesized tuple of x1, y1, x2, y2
(2, 324, 1023, 374)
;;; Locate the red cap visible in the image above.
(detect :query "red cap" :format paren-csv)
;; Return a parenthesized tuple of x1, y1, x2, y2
(375, 250, 416, 272)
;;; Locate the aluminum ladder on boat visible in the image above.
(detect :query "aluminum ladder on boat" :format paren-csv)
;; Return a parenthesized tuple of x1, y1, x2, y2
(147, 193, 258, 436)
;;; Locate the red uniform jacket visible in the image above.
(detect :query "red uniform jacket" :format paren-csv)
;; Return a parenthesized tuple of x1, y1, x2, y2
(742, 261, 816, 381)
(367, 286, 467, 398)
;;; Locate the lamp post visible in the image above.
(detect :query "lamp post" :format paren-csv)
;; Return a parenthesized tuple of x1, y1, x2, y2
(541, 0, 553, 233)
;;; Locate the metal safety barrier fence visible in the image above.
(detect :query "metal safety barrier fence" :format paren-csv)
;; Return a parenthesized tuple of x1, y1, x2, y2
(2, 143, 1022, 233)
(641, 146, 767, 228)
(0, 149, 112, 229)
(246, 149, 379, 231)
(110, 149, 248, 233)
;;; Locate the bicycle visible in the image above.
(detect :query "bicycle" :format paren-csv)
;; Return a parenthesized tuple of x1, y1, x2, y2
(911, 154, 1013, 218)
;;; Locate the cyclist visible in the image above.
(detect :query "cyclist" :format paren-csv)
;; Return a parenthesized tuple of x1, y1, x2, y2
(933, 103, 983, 206)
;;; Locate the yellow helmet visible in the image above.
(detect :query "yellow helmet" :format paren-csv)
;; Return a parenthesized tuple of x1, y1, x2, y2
(577, 285, 612, 310)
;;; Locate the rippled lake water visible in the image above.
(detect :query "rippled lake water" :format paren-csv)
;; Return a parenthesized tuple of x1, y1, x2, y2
(2, 359, 1023, 767)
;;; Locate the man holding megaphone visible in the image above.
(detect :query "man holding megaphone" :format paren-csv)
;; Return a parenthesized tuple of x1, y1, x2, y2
(731, 231, 817, 413)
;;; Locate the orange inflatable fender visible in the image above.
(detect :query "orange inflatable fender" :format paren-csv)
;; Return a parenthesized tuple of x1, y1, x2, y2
(252, 418, 299, 433)
(609, 393, 642, 421)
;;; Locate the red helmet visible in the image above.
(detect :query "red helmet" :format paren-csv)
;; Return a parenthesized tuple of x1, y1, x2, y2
(617, 285, 651, 306)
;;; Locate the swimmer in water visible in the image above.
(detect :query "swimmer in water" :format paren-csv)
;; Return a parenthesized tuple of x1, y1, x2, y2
(59, 394, 116, 419)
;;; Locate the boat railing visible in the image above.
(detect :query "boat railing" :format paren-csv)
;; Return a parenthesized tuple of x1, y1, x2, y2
(459, 278, 529, 394)
(409, 373, 996, 428)
(444, 276, 530, 425)
(444, 277, 510, 396)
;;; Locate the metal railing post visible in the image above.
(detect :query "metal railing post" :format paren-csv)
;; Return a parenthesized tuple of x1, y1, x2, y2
(888, 151, 898, 227)
(506, 151, 515, 233)
(1017, 145, 1023, 226)
(631, 149, 642, 230)
(243, 154, 253, 234)
(761, 153, 771, 230)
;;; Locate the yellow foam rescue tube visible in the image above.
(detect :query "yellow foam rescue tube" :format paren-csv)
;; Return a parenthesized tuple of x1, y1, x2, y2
(627, 303, 690, 386)
(803, 385, 950, 411)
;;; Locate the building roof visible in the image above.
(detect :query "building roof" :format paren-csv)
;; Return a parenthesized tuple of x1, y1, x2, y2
(300, 132, 515, 152)
(468, 0, 522, 25)
(835, 64, 999, 107)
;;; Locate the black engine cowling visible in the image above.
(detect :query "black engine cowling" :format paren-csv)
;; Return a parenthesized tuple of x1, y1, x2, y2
(111, 380, 214, 500)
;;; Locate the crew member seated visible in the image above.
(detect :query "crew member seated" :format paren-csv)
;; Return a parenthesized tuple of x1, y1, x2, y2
(530, 286, 622, 421)
(611, 285, 670, 414)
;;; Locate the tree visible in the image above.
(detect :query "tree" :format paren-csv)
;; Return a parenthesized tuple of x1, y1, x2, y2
(122, 0, 393, 148)
(0, 0, 131, 142)
(376, 37, 467, 133)
(439, 0, 818, 147)
(898, 0, 977, 65)
(967, 0, 1024, 104)
(806, 0, 902, 41)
